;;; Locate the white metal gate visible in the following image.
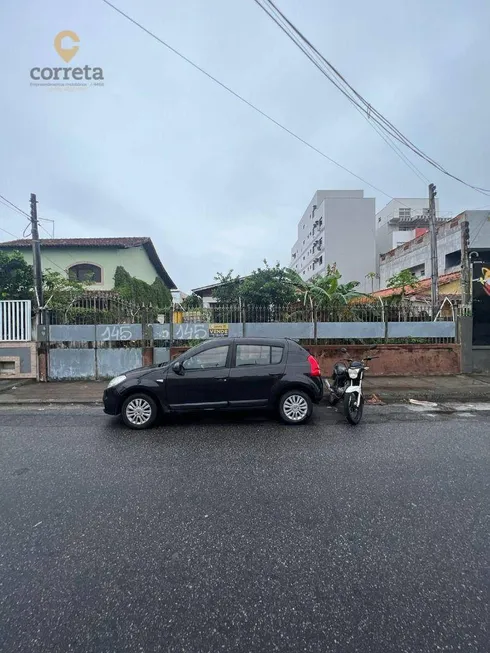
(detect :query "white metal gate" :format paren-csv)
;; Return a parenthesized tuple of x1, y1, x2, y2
(0, 300, 32, 341)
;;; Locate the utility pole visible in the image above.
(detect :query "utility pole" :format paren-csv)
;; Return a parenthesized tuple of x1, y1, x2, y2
(461, 217, 470, 306)
(428, 183, 439, 318)
(30, 193, 44, 313)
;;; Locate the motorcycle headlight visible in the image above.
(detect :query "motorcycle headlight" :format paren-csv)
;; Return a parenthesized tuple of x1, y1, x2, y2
(348, 368, 360, 379)
(107, 374, 126, 388)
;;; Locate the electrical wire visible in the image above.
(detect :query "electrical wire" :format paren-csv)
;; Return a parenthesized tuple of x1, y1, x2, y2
(252, 0, 490, 195)
(0, 225, 67, 273)
(0, 225, 22, 240)
(0, 194, 30, 218)
(0, 197, 69, 274)
(100, 0, 416, 203)
(39, 223, 53, 238)
(250, 1, 429, 185)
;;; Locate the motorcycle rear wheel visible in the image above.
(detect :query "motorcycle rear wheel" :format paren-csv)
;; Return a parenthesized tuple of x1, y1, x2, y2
(344, 392, 364, 425)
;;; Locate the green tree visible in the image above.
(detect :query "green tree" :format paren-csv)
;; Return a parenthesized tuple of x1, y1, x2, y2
(114, 265, 132, 289)
(365, 271, 379, 294)
(239, 261, 297, 305)
(286, 266, 363, 309)
(213, 270, 242, 304)
(151, 277, 172, 308)
(386, 269, 419, 301)
(182, 293, 203, 310)
(42, 269, 86, 309)
(113, 266, 172, 308)
(0, 250, 33, 300)
(386, 269, 419, 320)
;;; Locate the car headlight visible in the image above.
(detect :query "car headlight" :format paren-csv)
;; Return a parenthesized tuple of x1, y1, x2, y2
(107, 374, 126, 388)
(348, 369, 360, 379)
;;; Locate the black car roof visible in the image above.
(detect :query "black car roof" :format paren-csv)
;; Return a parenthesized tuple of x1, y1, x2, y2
(199, 337, 290, 348)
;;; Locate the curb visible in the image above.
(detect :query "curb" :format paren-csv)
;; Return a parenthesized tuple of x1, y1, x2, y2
(321, 390, 490, 405)
(0, 399, 102, 406)
(0, 379, 35, 395)
(368, 392, 490, 404)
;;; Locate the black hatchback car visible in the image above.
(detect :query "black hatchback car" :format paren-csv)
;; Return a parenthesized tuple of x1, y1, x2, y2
(103, 338, 323, 429)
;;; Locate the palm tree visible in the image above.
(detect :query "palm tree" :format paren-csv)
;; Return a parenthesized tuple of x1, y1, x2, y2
(285, 268, 365, 316)
(365, 271, 379, 294)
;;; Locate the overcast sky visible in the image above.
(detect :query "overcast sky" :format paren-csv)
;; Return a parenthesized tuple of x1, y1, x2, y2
(1, 0, 489, 291)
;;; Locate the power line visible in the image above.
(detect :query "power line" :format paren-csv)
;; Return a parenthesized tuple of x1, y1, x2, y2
(252, 0, 490, 196)
(0, 225, 22, 240)
(0, 225, 67, 273)
(0, 194, 30, 218)
(0, 204, 68, 275)
(39, 222, 53, 238)
(100, 0, 413, 202)
(250, 0, 429, 185)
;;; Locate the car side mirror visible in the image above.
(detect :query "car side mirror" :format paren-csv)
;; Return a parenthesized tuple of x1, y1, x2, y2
(172, 361, 184, 375)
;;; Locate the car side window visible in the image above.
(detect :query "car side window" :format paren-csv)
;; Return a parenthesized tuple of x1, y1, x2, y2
(183, 345, 229, 370)
(235, 345, 283, 367)
(271, 346, 284, 364)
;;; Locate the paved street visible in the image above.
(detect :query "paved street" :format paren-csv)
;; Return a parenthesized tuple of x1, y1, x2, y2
(0, 405, 488, 653)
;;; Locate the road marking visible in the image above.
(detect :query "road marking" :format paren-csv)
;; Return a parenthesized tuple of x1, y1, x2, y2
(406, 402, 490, 417)
(446, 403, 490, 412)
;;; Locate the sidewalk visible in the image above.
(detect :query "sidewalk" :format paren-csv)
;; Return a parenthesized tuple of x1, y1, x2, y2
(1, 376, 490, 406)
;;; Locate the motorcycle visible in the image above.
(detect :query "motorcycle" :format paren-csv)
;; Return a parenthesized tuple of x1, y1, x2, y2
(324, 346, 379, 425)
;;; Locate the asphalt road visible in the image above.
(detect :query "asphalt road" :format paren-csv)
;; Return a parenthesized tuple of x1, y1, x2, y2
(0, 405, 488, 653)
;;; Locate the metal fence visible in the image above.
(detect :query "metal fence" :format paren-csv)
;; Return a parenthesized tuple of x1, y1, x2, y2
(0, 300, 32, 342)
(44, 298, 458, 347)
(47, 294, 170, 326)
(175, 301, 456, 325)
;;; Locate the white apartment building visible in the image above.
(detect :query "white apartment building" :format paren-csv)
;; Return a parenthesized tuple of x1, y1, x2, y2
(290, 190, 376, 284)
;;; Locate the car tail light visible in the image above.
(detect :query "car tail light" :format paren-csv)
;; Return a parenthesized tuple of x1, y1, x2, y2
(307, 355, 321, 377)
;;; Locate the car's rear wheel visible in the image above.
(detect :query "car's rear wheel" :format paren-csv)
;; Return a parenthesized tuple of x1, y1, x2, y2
(279, 390, 312, 425)
(121, 393, 158, 429)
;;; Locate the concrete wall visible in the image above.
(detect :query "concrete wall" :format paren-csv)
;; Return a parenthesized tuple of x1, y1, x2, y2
(379, 211, 490, 287)
(0, 342, 37, 379)
(306, 344, 461, 377)
(48, 348, 145, 380)
(43, 319, 457, 380)
(472, 348, 490, 374)
(5, 246, 162, 290)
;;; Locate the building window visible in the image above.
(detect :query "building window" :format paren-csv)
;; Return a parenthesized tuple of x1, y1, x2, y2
(399, 208, 411, 220)
(408, 264, 425, 278)
(445, 250, 461, 269)
(68, 263, 102, 283)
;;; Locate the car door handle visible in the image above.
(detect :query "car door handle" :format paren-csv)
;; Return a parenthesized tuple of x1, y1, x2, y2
(269, 373, 281, 377)
(217, 378, 228, 382)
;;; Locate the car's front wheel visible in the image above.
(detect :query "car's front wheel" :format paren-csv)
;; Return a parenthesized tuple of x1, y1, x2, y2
(279, 390, 312, 425)
(121, 393, 158, 429)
